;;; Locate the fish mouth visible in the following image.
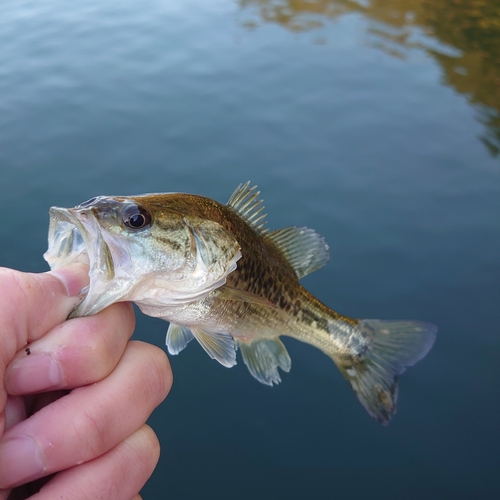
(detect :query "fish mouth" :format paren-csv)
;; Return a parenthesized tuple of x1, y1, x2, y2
(44, 206, 118, 317)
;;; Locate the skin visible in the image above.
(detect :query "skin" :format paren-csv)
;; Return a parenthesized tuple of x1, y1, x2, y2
(0, 264, 172, 499)
(43, 186, 434, 427)
(135, 193, 358, 350)
(131, 193, 408, 422)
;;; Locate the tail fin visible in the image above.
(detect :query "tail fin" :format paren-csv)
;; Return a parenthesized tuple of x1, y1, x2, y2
(334, 320, 436, 425)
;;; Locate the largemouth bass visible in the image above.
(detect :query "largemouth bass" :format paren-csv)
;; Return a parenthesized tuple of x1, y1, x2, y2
(44, 182, 436, 424)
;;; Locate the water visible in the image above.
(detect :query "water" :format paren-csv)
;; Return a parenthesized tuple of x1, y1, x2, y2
(1, 0, 499, 498)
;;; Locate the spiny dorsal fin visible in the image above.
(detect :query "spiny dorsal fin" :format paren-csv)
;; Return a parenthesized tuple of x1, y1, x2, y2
(166, 323, 194, 355)
(227, 181, 268, 234)
(191, 327, 237, 368)
(268, 226, 330, 279)
(238, 337, 291, 386)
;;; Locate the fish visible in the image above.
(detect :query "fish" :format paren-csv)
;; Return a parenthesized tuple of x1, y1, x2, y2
(44, 182, 436, 424)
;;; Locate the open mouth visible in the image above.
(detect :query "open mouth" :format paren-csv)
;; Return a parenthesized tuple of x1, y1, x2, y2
(44, 207, 117, 317)
(44, 208, 91, 270)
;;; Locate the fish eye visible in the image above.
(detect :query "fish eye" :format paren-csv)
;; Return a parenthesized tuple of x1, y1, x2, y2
(122, 204, 152, 231)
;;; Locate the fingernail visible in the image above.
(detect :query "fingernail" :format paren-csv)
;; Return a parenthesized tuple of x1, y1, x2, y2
(49, 264, 89, 297)
(6, 354, 63, 394)
(0, 436, 46, 488)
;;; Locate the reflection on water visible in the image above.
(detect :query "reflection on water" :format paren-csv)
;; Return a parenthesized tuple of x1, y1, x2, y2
(1, 1, 499, 497)
(240, 0, 500, 156)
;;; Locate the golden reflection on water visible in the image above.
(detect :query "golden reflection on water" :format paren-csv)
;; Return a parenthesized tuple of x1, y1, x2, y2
(239, 0, 500, 156)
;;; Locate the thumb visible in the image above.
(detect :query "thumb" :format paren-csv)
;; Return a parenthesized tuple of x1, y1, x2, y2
(0, 264, 89, 368)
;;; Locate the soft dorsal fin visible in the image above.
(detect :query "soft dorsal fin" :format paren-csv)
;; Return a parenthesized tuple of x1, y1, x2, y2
(191, 327, 237, 368)
(238, 337, 291, 386)
(166, 323, 194, 355)
(268, 226, 330, 279)
(227, 181, 268, 234)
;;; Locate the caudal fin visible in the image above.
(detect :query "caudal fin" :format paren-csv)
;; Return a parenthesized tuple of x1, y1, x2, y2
(335, 320, 436, 425)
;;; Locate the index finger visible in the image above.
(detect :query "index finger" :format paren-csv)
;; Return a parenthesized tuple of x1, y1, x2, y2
(0, 264, 89, 367)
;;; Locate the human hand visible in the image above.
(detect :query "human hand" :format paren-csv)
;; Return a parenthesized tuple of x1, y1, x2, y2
(0, 264, 172, 500)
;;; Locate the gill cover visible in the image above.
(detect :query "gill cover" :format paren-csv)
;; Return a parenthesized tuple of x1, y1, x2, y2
(135, 215, 242, 312)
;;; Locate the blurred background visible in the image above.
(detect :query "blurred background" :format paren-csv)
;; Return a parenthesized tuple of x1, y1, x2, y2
(1, 0, 499, 498)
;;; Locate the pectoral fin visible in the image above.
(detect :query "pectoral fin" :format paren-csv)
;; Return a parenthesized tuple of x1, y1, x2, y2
(191, 327, 237, 368)
(166, 323, 194, 355)
(217, 285, 278, 310)
(238, 337, 291, 386)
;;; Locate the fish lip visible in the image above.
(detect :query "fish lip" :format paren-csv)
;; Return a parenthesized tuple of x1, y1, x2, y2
(44, 206, 116, 311)
(44, 207, 92, 269)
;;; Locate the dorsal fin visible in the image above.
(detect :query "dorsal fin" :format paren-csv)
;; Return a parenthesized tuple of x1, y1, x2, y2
(227, 181, 268, 234)
(268, 226, 330, 279)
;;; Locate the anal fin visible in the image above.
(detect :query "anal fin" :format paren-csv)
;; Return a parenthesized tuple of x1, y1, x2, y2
(238, 337, 291, 386)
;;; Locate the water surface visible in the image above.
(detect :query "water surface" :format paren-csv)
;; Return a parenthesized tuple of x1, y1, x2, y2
(1, 0, 499, 498)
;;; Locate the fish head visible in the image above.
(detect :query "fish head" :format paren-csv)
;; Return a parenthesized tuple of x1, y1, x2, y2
(44, 194, 242, 317)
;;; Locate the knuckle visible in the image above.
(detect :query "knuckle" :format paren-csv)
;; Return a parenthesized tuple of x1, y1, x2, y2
(0, 267, 24, 286)
(0, 269, 30, 341)
(139, 344, 172, 406)
(97, 302, 136, 344)
(140, 426, 161, 470)
(134, 425, 161, 468)
(70, 405, 107, 460)
(0, 268, 27, 309)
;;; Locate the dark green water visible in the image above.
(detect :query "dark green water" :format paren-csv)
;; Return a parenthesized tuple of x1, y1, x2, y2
(1, 0, 499, 498)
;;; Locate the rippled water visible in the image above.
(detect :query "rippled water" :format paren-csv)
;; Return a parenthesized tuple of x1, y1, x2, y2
(1, 0, 499, 498)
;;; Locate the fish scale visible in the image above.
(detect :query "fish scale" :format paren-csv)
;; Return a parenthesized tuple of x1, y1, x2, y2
(44, 181, 436, 424)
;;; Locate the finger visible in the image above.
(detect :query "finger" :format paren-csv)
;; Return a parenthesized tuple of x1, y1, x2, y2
(5, 302, 135, 395)
(25, 425, 159, 500)
(4, 392, 68, 436)
(4, 397, 27, 432)
(0, 265, 90, 441)
(0, 341, 171, 489)
(0, 264, 89, 367)
(30, 391, 68, 416)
